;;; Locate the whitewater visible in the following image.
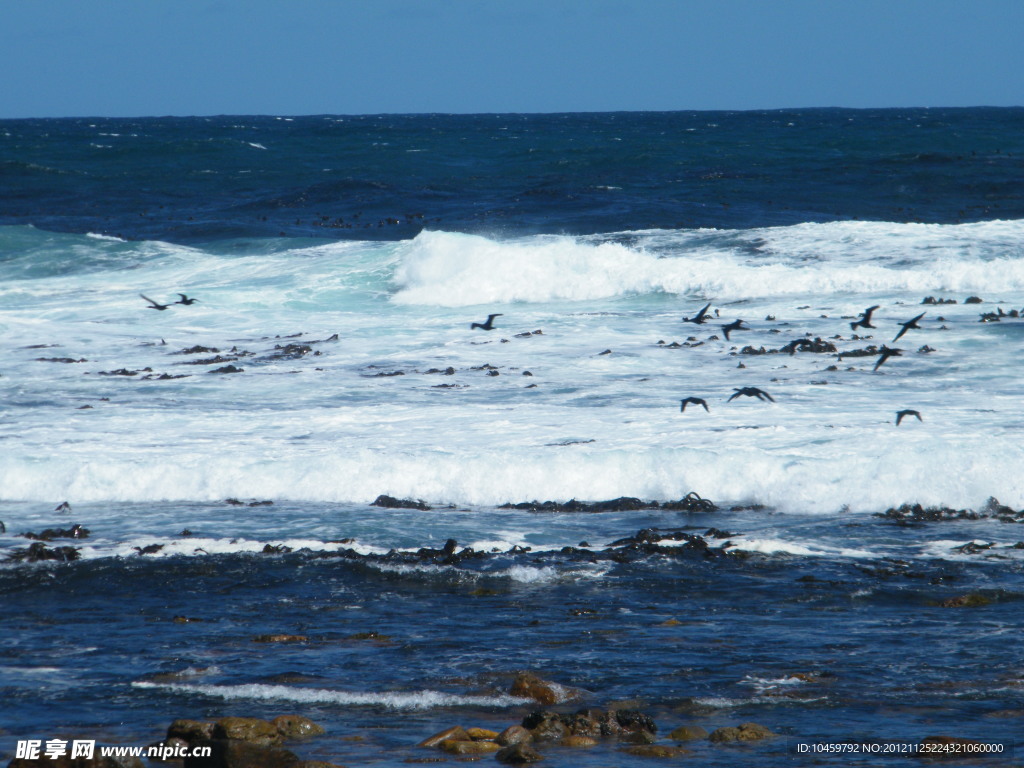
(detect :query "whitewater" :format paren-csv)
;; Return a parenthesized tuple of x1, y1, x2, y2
(2, 220, 1023, 515)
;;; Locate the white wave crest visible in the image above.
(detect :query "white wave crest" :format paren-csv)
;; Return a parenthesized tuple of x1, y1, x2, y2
(132, 681, 530, 709)
(391, 222, 1024, 306)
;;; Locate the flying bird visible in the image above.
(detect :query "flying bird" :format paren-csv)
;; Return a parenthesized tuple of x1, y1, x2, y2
(722, 319, 749, 341)
(140, 293, 172, 311)
(175, 293, 199, 305)
(892, 312, 925, 343)
(851, 305, 880, 331)
(727, 387, 775, 402)
(680, 397, 710, 413)
(682, 302, 713, 325)
(896, 409, 922, 426)
(471, 313, 503, 330)
(873, 346, 903, 371)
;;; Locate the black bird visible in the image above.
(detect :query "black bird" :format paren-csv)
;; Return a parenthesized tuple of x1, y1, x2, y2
(722, 319, 748, 341)
(471, 313, 502, 330)
(851, 305, 880, 331)
(892, 311, 925, 343)
(175, 293, 199, 305)
(140, 293, 171, 311)
(55, 501, 71, 514)
(728, 387, 775, 402)
(680, 397, 710, 413)
(873, 346, 903, 371)
(682, 302, 713, 325)
(896, 409, 922, 426)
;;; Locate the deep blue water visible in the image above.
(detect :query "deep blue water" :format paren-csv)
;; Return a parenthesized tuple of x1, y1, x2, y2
(2, 109, 1023, 767)
(3, 108, 1023, 244)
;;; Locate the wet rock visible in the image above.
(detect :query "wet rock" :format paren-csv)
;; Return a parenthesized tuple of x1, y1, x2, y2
(465, 727, 499, 740)
(261, 543, 293, 554)
(168, 720, 216, 744)
(253, 634, 309, 643)
(560, 735, 598, 747)
(660, 492, 718, 512)
(5, 542, 80, 562)
(521, 711, 568, 743)
(209, 365, 244, 374)
(621, 745, 687, 757)
(272, 715, 324, 739)
(439, 740, 499, 755)
(940, 593, 992, 608)
(212, 717, 282, 746)
(669, 725, 709, 741)
(183, 739, 299, 768)
(495, 742, 543, 764)
(511, 672, 582, 705)
(371, 494, 431, 511)
(709, 722, 775, 742)
(496, 726, 533, 746)
(417, 726, 470, 748)
(20, 524, 90, 541)
(964, 296, 983, 303)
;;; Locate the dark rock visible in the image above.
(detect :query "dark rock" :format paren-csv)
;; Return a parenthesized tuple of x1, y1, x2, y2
(6, 542, 80, 562)
(212, 717, 282, 746)
(20, 524, 89, 541)
(495, 742, 543, 764)
(521, 711, 568, 743)
(964, 296, 983, 303)
(272, 715, 324, 740)
(371, 494, 431, 511)
(183, 739, 299, 768)
(253, 634, 309, 643)
(209, 365, 244, 374)
(168, 720, 216, 744)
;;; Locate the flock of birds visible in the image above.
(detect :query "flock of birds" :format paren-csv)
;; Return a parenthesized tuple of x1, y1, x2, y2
(469, 302, 928, 427)
(137, 294, 925, 428)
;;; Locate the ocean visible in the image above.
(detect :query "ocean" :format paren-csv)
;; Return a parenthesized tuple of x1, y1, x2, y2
(1, 109, 1023, 766)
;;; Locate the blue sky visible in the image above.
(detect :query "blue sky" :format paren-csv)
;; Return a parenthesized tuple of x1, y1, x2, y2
(2, 0, 1022, 117)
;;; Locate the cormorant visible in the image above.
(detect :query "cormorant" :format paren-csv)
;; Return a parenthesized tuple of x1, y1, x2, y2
(892, 312, 925, 342)
(680, 397, 710, 412)
(471, 313, 503, 330)
(727, 387, 775, 402)
(896, 409, 922, 426)
(851, 305, 880, 331)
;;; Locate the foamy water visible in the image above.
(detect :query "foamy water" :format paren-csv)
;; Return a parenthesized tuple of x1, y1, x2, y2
(2, 222, 1023, 519)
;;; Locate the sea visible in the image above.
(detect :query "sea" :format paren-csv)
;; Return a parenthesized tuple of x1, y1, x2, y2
(1, 109, 1023, 766)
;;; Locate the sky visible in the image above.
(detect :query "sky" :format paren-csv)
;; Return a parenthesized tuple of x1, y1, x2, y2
(2, 0, 1022, 118)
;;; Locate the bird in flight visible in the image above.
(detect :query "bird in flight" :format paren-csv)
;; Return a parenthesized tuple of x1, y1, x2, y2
(140, 294, 172, 311)
(896, 409, 922, 426)
(892, 312, 925, 342)
(722, 319, 748, 341)
(471, 313, 503, 330)
(682, 302, 713, 325)
(175, 293, 199, 305)
(851, 305, 880, 331)
(873, 346, 903, 371)
(727, 387, 775, 402)
(680, 397, 710, 413)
